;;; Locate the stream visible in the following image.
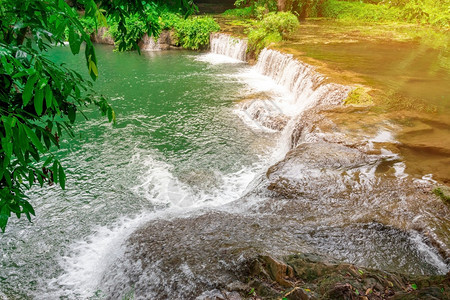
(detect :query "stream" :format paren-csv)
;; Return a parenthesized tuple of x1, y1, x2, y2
(0, 35, 449, 299)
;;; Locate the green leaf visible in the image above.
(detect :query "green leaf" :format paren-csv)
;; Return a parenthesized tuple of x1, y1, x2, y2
(68, 27, 82, 55)
(0, 213, 9, 232)
(68, 106, 76, 123)
(37, 174, 44, 187)
(22, 74, 38, 106)
(2, 117, 12, 138)
(21, 200, 35, 216)
(38, 78, 48, 90)
(12, 70, 29, 78)
(107, 107, 113, 122)
(34, 88, 44, 115)
(4, 171, 12, 187)
(411, 283, 417, 290)
(1, 56, 13, 73)
(0, 205, 11, 232)
(88, 59, 98, 77)
(45, 85, 53, 109)
(43, 156, 53, 167)
(52, 161, 58, 184)
(58, 163, 66, 189)
(28, 170, 34, 187)
(1, 137, 13, 159)
(23, 124, 45, 153)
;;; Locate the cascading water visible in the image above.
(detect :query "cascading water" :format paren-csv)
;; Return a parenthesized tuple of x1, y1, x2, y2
(1, 35, 448, 300)
(209, 33, 247, 61)
(91, 36, 449, 299)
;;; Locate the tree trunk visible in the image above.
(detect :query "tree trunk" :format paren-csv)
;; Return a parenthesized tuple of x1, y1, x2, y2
(277, 0, 287, 11)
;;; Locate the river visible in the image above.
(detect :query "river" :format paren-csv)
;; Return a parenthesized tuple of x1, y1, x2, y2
(0, 35, 448, 299)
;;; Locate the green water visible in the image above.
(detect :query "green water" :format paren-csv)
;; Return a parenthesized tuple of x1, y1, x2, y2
(0, 45, 272, 298)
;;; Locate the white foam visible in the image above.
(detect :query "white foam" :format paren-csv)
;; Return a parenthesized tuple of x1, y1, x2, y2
(47, 214, 153, 299)
(130, 153, 195, 207)
(195, 53, 245, 65)
(410, 232, 449, 274)
(49, 151, 269, 297)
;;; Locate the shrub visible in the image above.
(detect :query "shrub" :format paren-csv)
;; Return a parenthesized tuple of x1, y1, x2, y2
(107, 14, 153, 51)
(223, 7, 254, 17)
(248, 28, 282, 53)
(319, 0, 449, 26)
(174, 16, 221, 50)
(260, 11, 300, 37)
(320, 0, 402, 22)
(247, 11, 299, 55)
(401, 0, 450, 27)
(224, 0, 277, 18)
(158, 11, 183, 30)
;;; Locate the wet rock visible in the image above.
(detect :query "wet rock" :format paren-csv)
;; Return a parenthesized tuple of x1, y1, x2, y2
(139, 31, 180, 51)
(266, 142, 370, 199)
(239, 99, 289, 131)
(283, 287, 310, 300)
(259, 128, 450, 263)
(90, 28, 180, 50)
(90, 27, 114, 45)
(250, 255, 294, 287)
(197, 289, 242, 300)
(243, 254, 450, 299)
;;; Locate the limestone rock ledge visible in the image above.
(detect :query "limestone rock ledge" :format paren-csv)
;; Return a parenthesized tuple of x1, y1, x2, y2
(233, 254, 449, 300)
(90, 28, 180, 51)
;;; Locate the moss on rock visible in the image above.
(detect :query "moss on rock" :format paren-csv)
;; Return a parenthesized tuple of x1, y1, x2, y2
(344, 87, 373, 106)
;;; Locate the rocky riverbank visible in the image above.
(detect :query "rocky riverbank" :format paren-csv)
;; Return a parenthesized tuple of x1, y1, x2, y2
(90, 28, 180, 50)
(237, 254, 449, 299)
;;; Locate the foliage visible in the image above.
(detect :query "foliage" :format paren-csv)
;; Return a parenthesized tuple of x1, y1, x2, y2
(88, 7, 220, 52)
(399, 0, 450, 27)
(159, 11, 183, 30)
(280, 0, 326, 18)
(224, 0, 277, 18)
(259, 11, 300, 36)
(174, 16, 220, 50)
(234, 0, 278, 11)
(0, 0, 193, 232)
(108, 13, 157, 51)
(247, 11, 299, 55)
(223, 6, 254, 18)
(248, 28, 283, 53)
(319, 0, 449, 26)
(320, 0, 401, 22)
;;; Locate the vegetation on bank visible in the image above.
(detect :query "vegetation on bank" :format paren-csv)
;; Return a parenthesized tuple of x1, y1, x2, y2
(222, 0, 449, 67)
(224, 0, 450, 27)
(247, 11, 299, 55)
(83, 6, 220, 50)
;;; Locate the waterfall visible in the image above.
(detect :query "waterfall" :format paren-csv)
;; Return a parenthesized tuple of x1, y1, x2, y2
(210, 33, 248, 61)
(255, 48, 350, 111)
(234, 48, 352, 152)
